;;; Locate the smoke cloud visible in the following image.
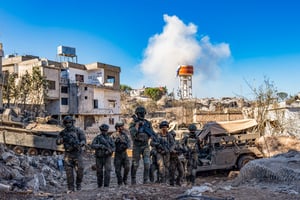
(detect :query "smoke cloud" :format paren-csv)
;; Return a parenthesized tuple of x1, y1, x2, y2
(139, 14, 231, 96)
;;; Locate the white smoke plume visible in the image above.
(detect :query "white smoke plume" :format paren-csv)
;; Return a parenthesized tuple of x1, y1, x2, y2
(139, 14, 231, 96)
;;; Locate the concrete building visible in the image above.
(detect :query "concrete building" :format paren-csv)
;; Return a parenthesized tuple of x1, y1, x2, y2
(2, 54, 121, 132)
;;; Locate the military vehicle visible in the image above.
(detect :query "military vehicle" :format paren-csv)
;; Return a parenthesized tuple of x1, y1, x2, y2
(0, 108, 64, 156)
(196, 119, 263, 172)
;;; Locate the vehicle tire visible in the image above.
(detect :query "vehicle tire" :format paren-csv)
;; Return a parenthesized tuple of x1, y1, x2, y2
(237, 155, 254, 169)
(13, 146, 24, 155)
(28, 148, 39, 156)
(41, 150, 52, 156)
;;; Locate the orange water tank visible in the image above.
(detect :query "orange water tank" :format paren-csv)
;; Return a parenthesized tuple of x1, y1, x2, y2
(178, 65, 194, 76)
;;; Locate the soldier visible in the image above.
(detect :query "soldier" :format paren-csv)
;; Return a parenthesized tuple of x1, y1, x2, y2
(56, 116, 86, 193)
(91, 124, 115, 187)
(129, 106, 153, 184)
(150, 121, 175, 184)
(169, 130, 185, 186)
(112, 122, 131, 186)
(182, 124, 200, 186)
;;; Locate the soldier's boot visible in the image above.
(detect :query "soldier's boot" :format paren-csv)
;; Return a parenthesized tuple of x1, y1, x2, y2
(117, 179, 123, 186)
(116, 174, 123, 186)
(131, 177, 136, 185)
(176, 178, 181, 186)
(97, 180, 103, 188)
(149, 165, 155, 183)
(123, 176, 128, 185)
(143, 164, 150, 184)
(158, 173, 165, 183)
(190, 175, 195, 186)
(76, 183, 81, 191)
(104, 176, 110, 187)
(169, 175, 175, 186)
(185, 175, 191, 184)
(131, 164, 137, 185)
(67, 184, 75, 193)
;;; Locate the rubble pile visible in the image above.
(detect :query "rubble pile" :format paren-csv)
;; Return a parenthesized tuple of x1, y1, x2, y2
(233, 150, 300, 194)
(0, 144, 64, 193)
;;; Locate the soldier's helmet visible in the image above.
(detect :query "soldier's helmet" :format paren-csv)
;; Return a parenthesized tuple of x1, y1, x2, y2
(63, 116, 74, 128)
(159, 120, 169, 129)
(99, 124, 109, 132)
(135, 106, 147, 119)
(188, 124, 197, 132)
(115, 122, 124, 130)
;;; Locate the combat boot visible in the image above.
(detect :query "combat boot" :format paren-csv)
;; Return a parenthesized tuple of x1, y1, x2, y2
(176, 179, 181, 186)
(131, 178, 136, 185)
(123, 177, 128, 185)
(76, 183, 81, 191)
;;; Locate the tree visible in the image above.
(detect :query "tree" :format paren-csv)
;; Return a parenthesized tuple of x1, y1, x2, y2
(246, 77, 284, 136)
(30, 67, 49, 116)
(18, 70, 32, 111)
(3, 68, 49, 116)
(144, 87, 167, 101)
(120, 84, 132, 93)
(2, 72, 18, 108)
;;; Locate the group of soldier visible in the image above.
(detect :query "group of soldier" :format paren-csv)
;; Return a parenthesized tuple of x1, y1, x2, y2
(56, 106, 201, 193)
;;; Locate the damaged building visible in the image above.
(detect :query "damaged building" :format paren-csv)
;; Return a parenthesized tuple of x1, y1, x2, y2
(1, 46, 121, 132)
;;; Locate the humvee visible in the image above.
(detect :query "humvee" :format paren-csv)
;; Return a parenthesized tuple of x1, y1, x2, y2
(195, 119, 263, 172)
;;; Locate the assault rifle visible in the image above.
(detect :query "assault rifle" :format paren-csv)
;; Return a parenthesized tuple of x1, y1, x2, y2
(132, 114, 158, 142)
(156, 137, 170, 154)
(98, 135, 114, 154)
(63, 134, 81, 151)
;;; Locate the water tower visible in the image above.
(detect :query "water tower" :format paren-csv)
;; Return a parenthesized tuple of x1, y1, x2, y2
(177, 65, 194, 99)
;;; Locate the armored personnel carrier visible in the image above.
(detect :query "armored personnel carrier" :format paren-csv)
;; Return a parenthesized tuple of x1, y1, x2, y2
(196, 119, 263, 172)
(0, 108, 64, 156)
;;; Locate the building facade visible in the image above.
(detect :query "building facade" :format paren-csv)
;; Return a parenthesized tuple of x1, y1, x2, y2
(2, 55, 121, 132)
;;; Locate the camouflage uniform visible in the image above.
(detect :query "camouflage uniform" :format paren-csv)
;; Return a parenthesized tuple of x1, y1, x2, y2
(150, 121, 175, 184)
(91, 124, 115, 187)
(129, 106, 153, 184)
(169, 132, 185, 186)
(182, 124, 200, 185)
(56, 116, 86, 192)
(149, 148, 159, 183)
(112, 122, 131, 186)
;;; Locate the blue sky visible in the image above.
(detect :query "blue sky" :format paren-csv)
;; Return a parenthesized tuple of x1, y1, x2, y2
(1, 0, 299, 99)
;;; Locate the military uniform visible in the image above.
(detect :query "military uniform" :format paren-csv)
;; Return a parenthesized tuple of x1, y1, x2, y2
(112, 124, 131, 186)
(169, 139, 185, 186)
(129, 106, 153, 184)
(56, 116, 86, 192)
(182, 124, 200, 185)
(91, 124, 115, 187)
(150, 131, 174, 183)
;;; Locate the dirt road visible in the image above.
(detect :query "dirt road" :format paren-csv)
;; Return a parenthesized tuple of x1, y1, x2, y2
(1, 150, 299, 200)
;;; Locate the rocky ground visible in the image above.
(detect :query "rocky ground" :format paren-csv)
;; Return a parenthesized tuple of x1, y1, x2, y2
(0, 136, 300, 200)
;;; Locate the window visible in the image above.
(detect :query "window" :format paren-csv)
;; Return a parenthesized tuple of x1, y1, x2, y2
(108, 100, 116, 108)
(107, 76, 115, 83)
(85, 96, 88, 100)
(61, 86, 68, 93)
(94, 99, 98, 108)
(75, 74, 84, 82)
(61, 98, 68, 105)
(109, 117, 114, 125)
(47, 80, 56, 90)
(84, 87, 88, 91)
